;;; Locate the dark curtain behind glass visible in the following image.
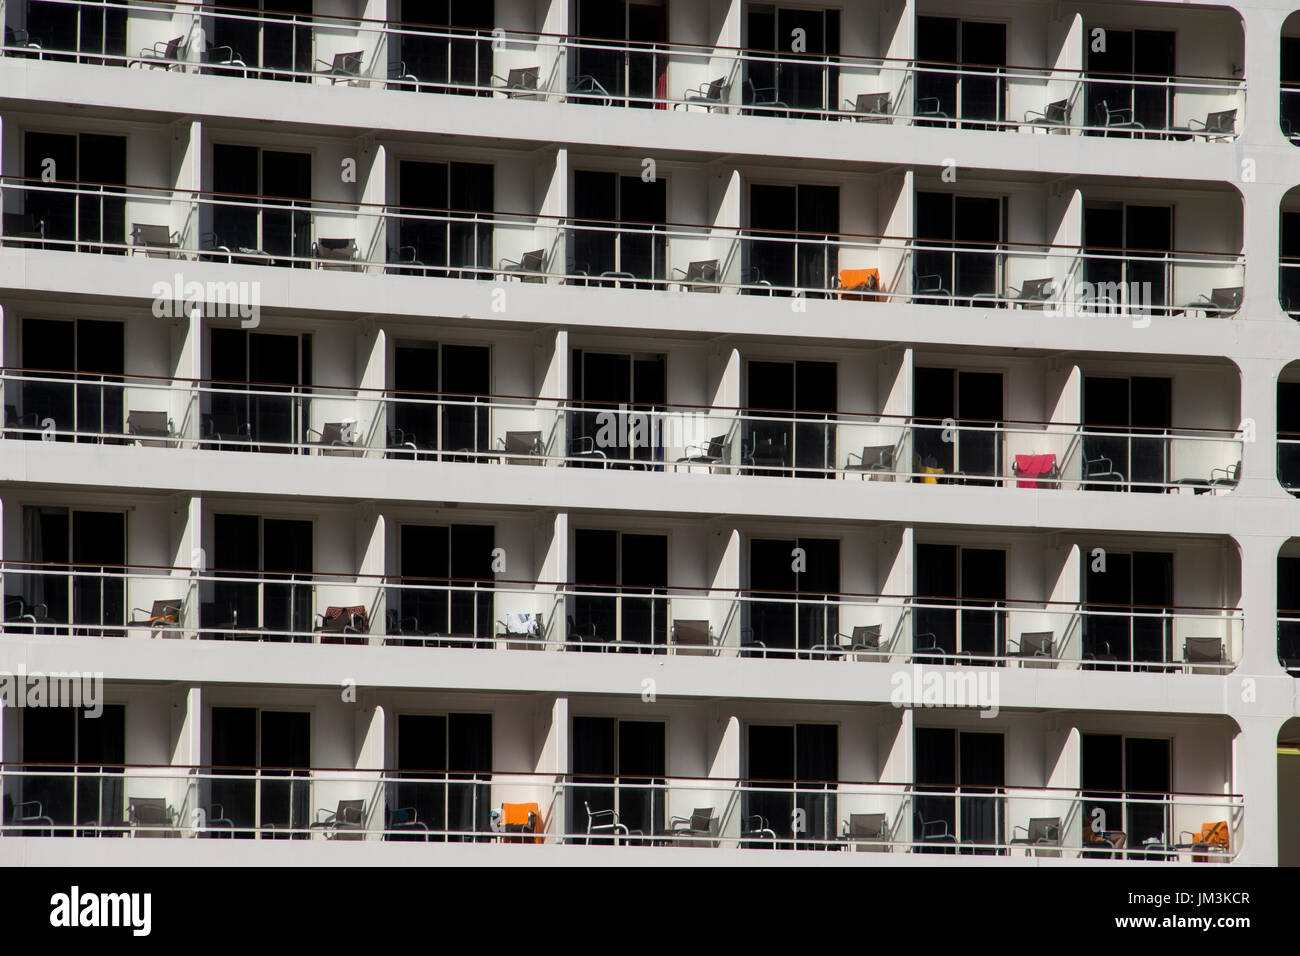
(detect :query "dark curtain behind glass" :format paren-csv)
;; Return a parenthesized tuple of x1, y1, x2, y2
(914, 727, 956, 853)
(447, 713, 492, 839)
(211, 707, 257, 837)
(396, 714, 447, 840)
(958, 732, 1004, 852)
(260, 710, 310, 836)
(75, 706, 125, 832)
(571, 716, 616, 839)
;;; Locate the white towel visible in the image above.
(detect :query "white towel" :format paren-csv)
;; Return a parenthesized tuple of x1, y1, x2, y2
(504, 612, 539, 635)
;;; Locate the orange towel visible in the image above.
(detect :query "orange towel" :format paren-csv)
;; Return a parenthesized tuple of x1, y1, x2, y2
(837, 268, 880, 301)
(502, 802, 541, 844)
(1195, 821, 1228, 848)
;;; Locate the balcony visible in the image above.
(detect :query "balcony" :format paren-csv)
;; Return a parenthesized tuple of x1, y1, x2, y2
(0, 764, 1242, 860)
(0, 0, 1245, 145)
(0, 175, 1247, 320)
(0, 369, 1247, 493)
(0, 559, 1243, 673)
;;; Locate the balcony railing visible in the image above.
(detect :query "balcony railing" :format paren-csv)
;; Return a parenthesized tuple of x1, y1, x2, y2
(0, 561, 1242, 672)
(1278, 435, 1300, 493)
(0, 369, 1246, 494)
(0, 176, 1247, 318)
(1279, 614, 1300, 673)
(0, 764, 1242, 860)
(0, 0, 1245, 142)
(1282, 82, 1300, 143)
(1280, 258, 1300, 316)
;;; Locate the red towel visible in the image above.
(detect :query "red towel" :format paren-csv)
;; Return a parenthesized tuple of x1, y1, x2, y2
(1013, 454, 1057, 488)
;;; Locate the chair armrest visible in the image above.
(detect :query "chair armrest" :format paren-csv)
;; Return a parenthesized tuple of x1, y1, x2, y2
(315, 807, 338, 824)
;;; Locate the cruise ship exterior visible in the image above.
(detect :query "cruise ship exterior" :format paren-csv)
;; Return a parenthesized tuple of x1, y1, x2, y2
(0, 0, 1296, 867)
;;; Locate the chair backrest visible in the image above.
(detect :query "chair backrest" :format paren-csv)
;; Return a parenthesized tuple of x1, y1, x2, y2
(702, 77, 727, 100)
(839, 268, 879, 291)
(507, 66, 539, 90)
(849, 812, 887, 839)
(332, 51, 363, 75)
(1028, 817, 1061, 843)
(502, 802, 540, 829)
(517, 249, 545, 271)
(203, 412, 246, 436)
(705, 435, 726, 457)
(319, 421, 354, 443)
(504, 431, 542, 455)
(131, 798, 171, 826)
(336, 799, 365, 826)
(200, 601, 236, 627)
(1210, 287, 1242, 311)
(149, 599, 181, 622)
(1018, 631, 1053, 657)
(163, 35, 185, 59)
(690, 808, 716, 832)
(1095, 100, 1112, 123)
(1198, 820, 1229, 848)
(861, 444, 893, 468)
(1020, 278, 1057, 300)
(672, 619, 710, 646)
(127, 410, 170, 436)
(854, 92, 890, 114)
(132, 223, 175, 247)
(3, 212, 43, 237)
(1205, 109, 1236, 134)
(1044, 99, 1069, 123)
(686, 259, 719, 282)
(1184, 636, 1223, 664)
(318, 238, 357, 260)
(321, 605, 367, 632)
(850, 624, 881, 648)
